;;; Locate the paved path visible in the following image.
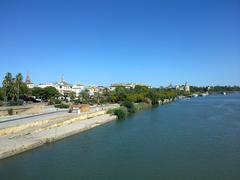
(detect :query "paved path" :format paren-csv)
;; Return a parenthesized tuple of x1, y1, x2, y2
(0, 104, 119, 129)
(0, 110, 75, 129)
(0, 114, 116, 160)
(0, 104, 119, 160)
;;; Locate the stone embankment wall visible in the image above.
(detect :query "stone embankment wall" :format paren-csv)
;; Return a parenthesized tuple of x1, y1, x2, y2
(0, 110, 107, 136)
(0, 111, 117, 160)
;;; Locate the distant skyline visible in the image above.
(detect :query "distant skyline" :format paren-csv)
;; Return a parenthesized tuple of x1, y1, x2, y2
(0, 0, 240, 87)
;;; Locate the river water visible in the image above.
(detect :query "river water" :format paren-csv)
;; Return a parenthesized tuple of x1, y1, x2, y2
(0, 94, 240, 180)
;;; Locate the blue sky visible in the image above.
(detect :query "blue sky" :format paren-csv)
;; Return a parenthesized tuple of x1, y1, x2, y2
(0, 0, 239, 87)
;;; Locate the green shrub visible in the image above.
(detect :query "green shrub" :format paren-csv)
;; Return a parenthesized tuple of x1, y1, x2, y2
(108, 107, 128, 119)
(54, 99, 62, 104)
(147, 91, 159, 105)
(0, 101, 3, 107)
(107, 108, 115, 114)
(54, 103, 69, 109)
(73, 99, 81, 105)
(121, 101, 136, 113)
(8, 108, 13, 115)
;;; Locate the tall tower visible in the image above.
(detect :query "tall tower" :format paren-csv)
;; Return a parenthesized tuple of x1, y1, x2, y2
(25, 72, 35, 88)
(25, 72, 32, 84)
(184, 82, 190, 93)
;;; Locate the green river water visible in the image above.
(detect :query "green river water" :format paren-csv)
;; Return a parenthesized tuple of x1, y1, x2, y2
(0, 94, 240, 180)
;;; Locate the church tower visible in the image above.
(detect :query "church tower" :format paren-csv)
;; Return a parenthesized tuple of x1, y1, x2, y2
(184, 82, 190, 93)
(25, 72, 34, 88)
(25, 72, 32, 84)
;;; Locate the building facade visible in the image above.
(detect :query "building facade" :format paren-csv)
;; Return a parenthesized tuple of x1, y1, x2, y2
(176, 82, 190, 93)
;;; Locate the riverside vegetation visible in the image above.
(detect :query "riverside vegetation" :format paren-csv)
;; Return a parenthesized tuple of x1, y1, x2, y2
(105, 85, 180, 119)
(1, 72, 240, 118)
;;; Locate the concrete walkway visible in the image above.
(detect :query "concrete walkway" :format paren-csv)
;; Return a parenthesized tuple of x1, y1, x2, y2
(0, 113, 116, 160)
(0, 110, 71, 126)
(0, 104, 119, 160)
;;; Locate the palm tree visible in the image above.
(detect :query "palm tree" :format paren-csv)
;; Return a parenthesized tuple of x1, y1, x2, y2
(15, 73, 23, 100)
(2, 72, 14, 101)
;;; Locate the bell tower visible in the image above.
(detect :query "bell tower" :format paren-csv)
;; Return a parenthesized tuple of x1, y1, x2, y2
(25, 72, 35, 88)
(25, 72, 32, 84)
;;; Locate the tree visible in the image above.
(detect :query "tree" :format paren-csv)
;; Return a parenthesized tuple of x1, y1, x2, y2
(147, 90, 159, 105)
(31, 87, 59, 100)
(69, 92, 76, 101)
(121, 101, 136, 113)
(2, 72, 15, 101)
(94, 92, 101, 105)
(32, 87, 45, 98)
(79, 90, 90, 104)
(0, 87, 4, 101)
(19, 83, 30, 97)
(134, 85, 149, 94)
(107, 92, 118, 103)
(15, 73, 23, 99)
(115, 89, 127, 102)
(15, 73, 29, 99)
(2, 72, 31, 101)
(43, 87, 59, 100)
(102, 88, 110, 96)
(126, 93, 145, 103)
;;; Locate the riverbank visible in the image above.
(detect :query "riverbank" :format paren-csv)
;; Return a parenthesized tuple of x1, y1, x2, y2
(0, 109, 117, 160)
(2, 94, 239, 180)
(0, 98, 175, 159)
(0, 97, 196, 160)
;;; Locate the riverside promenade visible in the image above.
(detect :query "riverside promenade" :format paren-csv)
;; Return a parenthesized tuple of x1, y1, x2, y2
(0, 104, 118, 160)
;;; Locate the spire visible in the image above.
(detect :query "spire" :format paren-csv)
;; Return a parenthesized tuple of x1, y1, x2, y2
(25, 72, 32, 84)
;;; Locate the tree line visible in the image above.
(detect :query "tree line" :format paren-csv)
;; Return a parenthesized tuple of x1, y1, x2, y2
(0, 72, 59, 105)
(1, 72, 240, 107)
(76, 85, 179, 106)
(1, 72, 29, 101)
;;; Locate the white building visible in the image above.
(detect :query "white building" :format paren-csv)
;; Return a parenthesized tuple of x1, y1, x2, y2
(184, 83, 190, 93)
(54, 77, 73, 96)
(25, 74, 114, 97)
(37, 76, 85, 97)
(72, 83, 85, 97)
(176, 82, 190, 93)
(38, 83, 55, 89)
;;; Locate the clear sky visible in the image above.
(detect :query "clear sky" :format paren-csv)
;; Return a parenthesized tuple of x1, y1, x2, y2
(0, 0, 239, 87)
